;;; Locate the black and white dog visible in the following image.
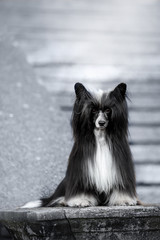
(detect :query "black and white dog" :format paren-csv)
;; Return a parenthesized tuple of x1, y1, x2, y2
(22, 82, 138, 208)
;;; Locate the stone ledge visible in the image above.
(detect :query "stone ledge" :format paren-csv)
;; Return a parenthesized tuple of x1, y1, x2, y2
(0, 206, 160, 240)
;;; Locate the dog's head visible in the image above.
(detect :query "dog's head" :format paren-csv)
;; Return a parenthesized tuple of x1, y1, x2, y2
(72, 82, 128, 136)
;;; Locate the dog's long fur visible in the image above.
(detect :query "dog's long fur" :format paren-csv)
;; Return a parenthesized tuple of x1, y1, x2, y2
(21, 82, 138, 208)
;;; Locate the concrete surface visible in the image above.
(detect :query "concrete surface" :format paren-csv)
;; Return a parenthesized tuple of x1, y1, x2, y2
(0, 37, 72, 210)
(0, 206, 160, 239)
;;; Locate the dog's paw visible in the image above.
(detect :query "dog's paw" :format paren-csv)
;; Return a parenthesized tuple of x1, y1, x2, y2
(108, 190, 137, 206)
(67, 199, 92, 207)
(112, 198, 137, 206)
(66, 194, 98, 208)
(125, 199, 137, 206)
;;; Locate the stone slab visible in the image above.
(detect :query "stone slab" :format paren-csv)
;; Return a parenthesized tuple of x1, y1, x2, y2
(0, 206, 160, 240)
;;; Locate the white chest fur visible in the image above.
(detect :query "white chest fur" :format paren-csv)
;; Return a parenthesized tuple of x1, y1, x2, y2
(87, 129, 118, 193)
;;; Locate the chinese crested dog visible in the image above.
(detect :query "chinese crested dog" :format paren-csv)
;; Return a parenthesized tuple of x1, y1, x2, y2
(22, 82, 138, 208)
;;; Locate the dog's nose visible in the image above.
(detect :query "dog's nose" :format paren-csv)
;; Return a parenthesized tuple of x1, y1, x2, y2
(98, 121, 106, 126)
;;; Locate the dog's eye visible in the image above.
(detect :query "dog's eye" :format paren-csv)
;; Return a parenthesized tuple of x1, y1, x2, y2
(92, 108, 98, 113)
(104, 108, 111, 114)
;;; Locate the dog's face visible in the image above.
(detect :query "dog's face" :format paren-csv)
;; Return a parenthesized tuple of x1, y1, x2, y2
(92, 107, 110, 130)
(73, 82, 127, 134)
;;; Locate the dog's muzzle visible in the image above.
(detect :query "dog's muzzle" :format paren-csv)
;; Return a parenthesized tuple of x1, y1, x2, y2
(95, 111, 108, 129)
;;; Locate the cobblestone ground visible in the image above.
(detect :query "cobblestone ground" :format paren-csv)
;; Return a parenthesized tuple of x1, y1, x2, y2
(0, 0, 160, 238)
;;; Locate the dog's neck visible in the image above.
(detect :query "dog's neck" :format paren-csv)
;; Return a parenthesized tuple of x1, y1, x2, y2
(94, 128, 106, 144)
(86, 127, 118, 193)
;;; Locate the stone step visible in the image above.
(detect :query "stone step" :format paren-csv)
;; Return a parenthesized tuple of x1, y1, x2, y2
(1, 7, 159, 34)
(35, 69, 160, 88)
(135, 164, 160, 185)
(131, 145, 160, 163)
(36, 76, 160, 97)
(17, 31, 160, 44)
(129, 126, 160, 144)
(1, 0, 160, 12)
(18, 39, 160, 57)
(26, 45, 160, 66)
(39, 79, 160, 98)
(137, 186, 160, 204)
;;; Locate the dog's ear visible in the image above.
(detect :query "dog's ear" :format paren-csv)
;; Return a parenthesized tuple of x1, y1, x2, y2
(74, 83, 91, 100)
(111, 83, 127, 100)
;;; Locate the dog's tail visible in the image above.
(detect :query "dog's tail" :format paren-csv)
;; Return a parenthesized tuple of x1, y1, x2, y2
(20, 196, 65, 208)
(20, 200, 43, 208)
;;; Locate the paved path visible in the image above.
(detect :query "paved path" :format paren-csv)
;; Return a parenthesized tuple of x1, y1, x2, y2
(0, 0, 160, 210)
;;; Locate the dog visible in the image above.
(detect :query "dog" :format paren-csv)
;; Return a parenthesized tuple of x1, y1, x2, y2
(22, 82, 138, 208)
